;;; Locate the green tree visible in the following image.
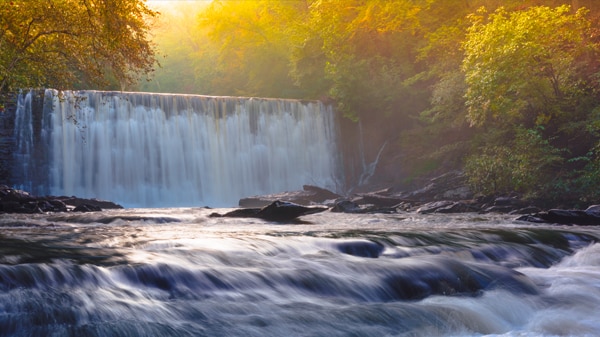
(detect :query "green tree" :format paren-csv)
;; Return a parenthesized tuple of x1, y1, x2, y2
(198, 0, 303, 98)
(465, 127, 563, 197)
(462, 5, 593, 127)
(461, 5, 600, 201)
(139, 2, 210, 94)
(0, 0, 158, 92)
(300, 0, 428, 120)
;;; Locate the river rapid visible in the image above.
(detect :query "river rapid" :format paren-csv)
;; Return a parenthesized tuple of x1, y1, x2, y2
(1, 208, 599, 337)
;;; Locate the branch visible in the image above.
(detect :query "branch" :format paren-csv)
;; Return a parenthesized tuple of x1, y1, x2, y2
(19, 29, 78, 54)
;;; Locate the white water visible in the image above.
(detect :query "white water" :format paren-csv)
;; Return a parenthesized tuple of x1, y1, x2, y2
(12, 91, 34, 192)
(15, 90, 340, 207)
(1, 210, 599, 336)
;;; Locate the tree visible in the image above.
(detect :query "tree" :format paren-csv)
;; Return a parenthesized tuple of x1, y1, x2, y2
(138, 2, 210, 94)
(0, 0, 158, 92)
(299, 0, 429, 120)
(462, 5, 593, 127)
(461, 5, 600, 201)
(198, 0, 303, 98)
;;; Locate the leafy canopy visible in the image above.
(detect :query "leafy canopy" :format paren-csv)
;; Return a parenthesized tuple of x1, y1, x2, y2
(0, 0, 158, 91)
(462, 5, 593, 127)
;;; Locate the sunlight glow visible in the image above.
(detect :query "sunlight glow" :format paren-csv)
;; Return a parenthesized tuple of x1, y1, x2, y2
(147, 0, 211, 10)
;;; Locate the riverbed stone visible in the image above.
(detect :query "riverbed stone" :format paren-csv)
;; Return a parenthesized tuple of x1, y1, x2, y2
(0, 185, 122, 213)
(211, 200, 328, 222)
(239, 185, 341, 208)
(517, 207, 600, 226)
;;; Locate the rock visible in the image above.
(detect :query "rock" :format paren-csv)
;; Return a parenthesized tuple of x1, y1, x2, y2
(330, 199, 399, 214)
(416, 201, 476, 214)
(483, 205, 518, 213)
(493, 196, 525, 207)
(0, 185, 122, 213)
(0, 185, 33, 201)
(335, 240, 384, 258)
(416, 201, 450, 214)
(515, 214, 547, 223)
(302, 185, 341, 201)
(353, 192, 406, 207)
(239, 185, 340, 207)
(73, 203, 103, 212)
(435, 201, 477, 213)
(210, 200, 328, 222)
(585, 205, 600, 213)
(518, 207, 600, 226)
(403, 171, 473, 202)
(41, 199, 68, 212)
(58, 196, 123, 210)
(538, 209, 600, 226)
(509, 206, 542, 215)
(257, 200, 328, 221)
(331, 200, 363, 213)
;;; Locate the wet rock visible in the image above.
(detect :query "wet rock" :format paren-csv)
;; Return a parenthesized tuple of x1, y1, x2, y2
(210, 200, 328, 222)
(0, 198, 67, 214)
(483, 205, 518, 213)
(509, 206, 542, 215)
(538, 209, 600, 226)
(518, 207, 600, 226)
(402, 171, 473, 202)
(72, 203, 103, 212)
(330, 199, 398, 214)
(331, 200, 363, 213)
(335, 240, 384, 258)
(239, 185, 340, 208)
(1, 185, 122, 213)
(58, 196, 123, 210)
(515, 214, 547, 223)
(493, 196, 525, 207)
(416, 201, 451, 214)
(0, 185, 33, 201)
(416, 201, 476, 214)
(586, 205, 600, 213)
(352, 192, 406, 208)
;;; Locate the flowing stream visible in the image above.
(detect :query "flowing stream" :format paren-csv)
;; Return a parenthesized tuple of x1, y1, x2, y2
(1, 209, 599, 337)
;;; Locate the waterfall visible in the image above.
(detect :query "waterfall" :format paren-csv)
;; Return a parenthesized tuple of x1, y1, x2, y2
(13, 89, 341, 207)
(12, 91, 36, 193)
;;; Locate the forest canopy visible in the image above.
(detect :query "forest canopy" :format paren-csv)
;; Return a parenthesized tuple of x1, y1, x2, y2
(0, 0, 158, 91)
(144, 0, 600, 205)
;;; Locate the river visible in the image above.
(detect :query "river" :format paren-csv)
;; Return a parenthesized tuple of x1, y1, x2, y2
(1, 208, 599, 336)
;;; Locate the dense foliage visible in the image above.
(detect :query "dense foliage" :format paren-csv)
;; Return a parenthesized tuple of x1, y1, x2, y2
(143, 0, 600, 205)
(0, 0, 158, 91)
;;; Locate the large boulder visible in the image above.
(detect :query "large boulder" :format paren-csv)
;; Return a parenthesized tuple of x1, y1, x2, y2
(538, 208, 600, 226)
(401, 171, 473, 202)
(330, 199, 398, 214)
(517, 205, 600, 226)
(239, 185, 340, 207)
(330, 200, 364, 213)
(210, 200, 328, 222)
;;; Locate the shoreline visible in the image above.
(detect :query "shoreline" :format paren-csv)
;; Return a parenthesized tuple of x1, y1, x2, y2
(2, 182, 599, 226)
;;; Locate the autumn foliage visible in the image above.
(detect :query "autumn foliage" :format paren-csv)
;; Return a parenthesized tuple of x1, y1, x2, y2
(0, 0, 157, 91)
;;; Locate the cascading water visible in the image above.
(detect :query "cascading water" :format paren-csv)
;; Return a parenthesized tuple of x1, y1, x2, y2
(1, 210, 600, 336)
(13, 89, 341, 207)
(12, 92, 33, 191)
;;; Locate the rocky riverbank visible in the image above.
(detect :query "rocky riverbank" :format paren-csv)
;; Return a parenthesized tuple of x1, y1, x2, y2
(239, 171, 600, 226)
(0, 185, 123, 213)
(3, 171, 600, 226)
